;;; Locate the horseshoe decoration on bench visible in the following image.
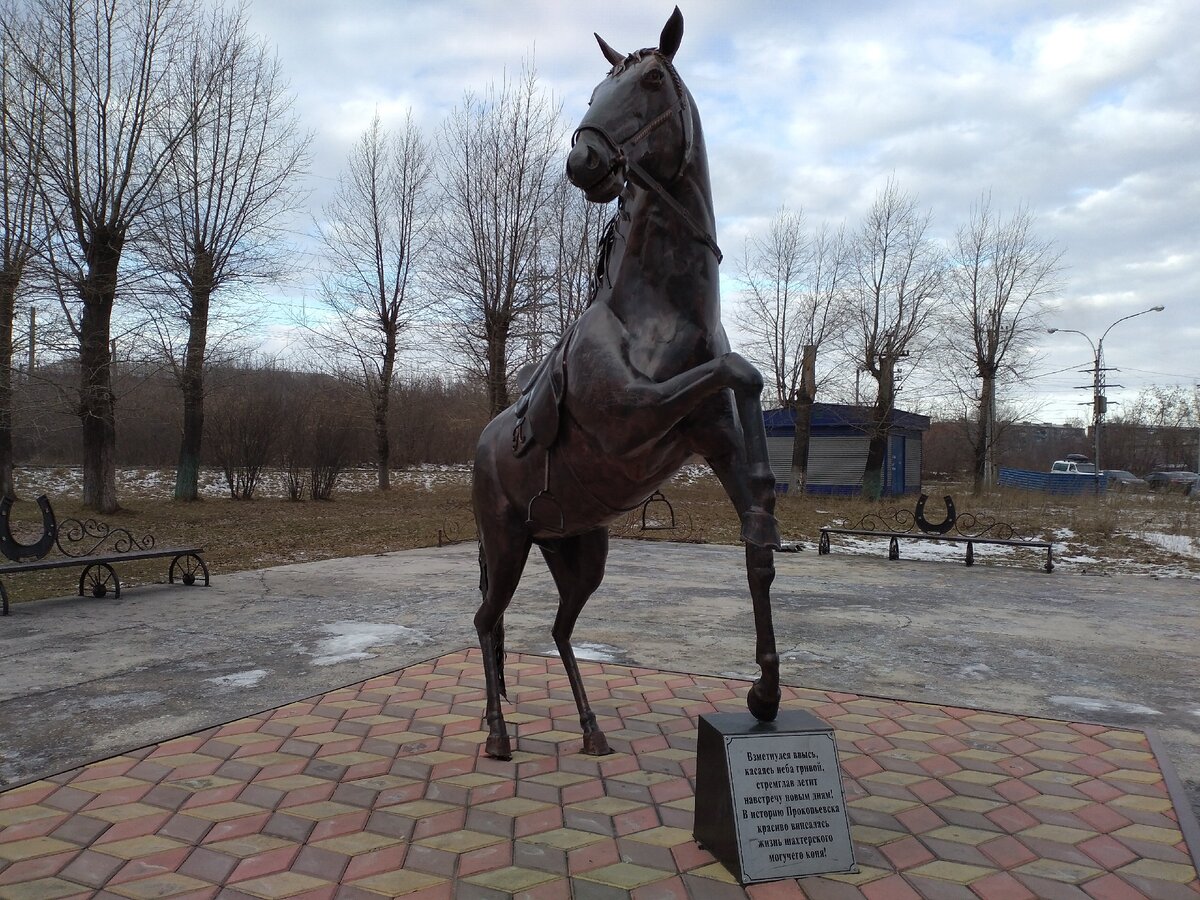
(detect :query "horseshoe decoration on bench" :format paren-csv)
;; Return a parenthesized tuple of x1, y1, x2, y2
(914, 493, 957, 535)
(0, 495, 58, 562)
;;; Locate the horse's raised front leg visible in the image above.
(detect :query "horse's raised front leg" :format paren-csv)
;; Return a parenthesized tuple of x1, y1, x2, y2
(540, 528, 613, 755)
(702, 428, 781, 722)
(474, 519, 532, 760)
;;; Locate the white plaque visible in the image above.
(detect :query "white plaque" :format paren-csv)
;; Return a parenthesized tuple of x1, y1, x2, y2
(724, 729, 855, 881)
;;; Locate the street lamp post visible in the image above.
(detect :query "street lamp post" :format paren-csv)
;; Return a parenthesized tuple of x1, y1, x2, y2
(1048, 305, 1165, 494)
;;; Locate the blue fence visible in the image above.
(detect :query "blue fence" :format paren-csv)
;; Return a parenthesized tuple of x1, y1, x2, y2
(998, 467, 1107, 495)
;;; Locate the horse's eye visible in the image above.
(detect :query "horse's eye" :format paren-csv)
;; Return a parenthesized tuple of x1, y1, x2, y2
(643, 68, 664, 87)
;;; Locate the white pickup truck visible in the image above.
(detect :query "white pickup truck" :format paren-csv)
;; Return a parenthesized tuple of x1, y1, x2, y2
(1051, 458, 1097, 474)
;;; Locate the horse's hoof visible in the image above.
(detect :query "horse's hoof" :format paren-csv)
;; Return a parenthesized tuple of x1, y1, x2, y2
(485, 733, 512, 760)
(741, 510, 782, 550)
(582, 731, 613, 756)
(747, 680, 780, 722)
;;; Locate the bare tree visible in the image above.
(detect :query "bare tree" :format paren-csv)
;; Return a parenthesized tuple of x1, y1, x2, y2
(735, 207, 851, 490)
(432, 65, 564, 417)
(538, 173, 612, 347)
(317, 112, 430, 491)
(849, 178, 944, 499)
(12, 0, 199, 512)
(946, 194, 1062, 493)
(0, 18, 48, 499)
(141, 5, 310, 500)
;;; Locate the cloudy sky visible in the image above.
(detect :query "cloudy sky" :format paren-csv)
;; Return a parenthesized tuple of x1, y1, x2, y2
(245, 0, 1198, 424)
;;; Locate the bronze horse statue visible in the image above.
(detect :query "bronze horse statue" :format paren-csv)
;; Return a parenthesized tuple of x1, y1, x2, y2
(472, 7, 781, 760)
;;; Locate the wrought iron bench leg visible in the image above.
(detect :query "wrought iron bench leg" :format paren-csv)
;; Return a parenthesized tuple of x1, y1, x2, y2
(1, 581, 7, 616)
(79, 563, 120, 599)
(1045, 547, 1053, 573)
(965, 542, 974, 566)
(888, 537, 899, 560)
(169, 553, 210, 586)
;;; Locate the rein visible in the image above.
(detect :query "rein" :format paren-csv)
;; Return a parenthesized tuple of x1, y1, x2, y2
(572, 54, 723, 264)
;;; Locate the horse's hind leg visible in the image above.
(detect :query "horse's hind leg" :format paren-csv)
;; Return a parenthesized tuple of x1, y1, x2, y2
(540, 528, 613, 755)
(476, 522, 532, 760)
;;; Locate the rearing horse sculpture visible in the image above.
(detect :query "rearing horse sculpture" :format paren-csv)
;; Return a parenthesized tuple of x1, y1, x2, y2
(472, 7, 781, 760)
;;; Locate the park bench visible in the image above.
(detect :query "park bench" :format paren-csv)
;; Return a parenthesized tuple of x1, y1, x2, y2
(818, 493, 1054, 573)
(0, 495, 209, 616)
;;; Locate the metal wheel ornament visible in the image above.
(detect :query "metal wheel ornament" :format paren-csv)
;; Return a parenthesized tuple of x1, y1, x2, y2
(79, 563, 119, 599)
(169, 552, 209, 587)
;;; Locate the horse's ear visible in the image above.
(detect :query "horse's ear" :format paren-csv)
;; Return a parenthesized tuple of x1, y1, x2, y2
(659, 6, 683, 60)
(595, 33, 625, 67)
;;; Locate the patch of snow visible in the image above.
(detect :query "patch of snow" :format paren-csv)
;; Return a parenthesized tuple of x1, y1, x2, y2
(1135, 531, 1200, 560)
(1052, 527, 1075, 540)
(548, 641, 625, 662)
(81, 691, 165, 710)
(957, 663, 995, 680)
(1049, 695, 1161, 716)
(1060, 555, 1100, 564)
(206, 669, 269, 688)
(308, 621, 431, 666)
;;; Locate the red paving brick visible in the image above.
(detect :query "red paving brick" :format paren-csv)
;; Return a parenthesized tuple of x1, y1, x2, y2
(0, 649, 1196, 898)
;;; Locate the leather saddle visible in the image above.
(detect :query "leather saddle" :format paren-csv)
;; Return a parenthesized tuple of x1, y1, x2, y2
(511, 326, 573, 457)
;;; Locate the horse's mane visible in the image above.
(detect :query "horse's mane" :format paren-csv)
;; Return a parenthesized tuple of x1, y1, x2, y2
(586, 201, 623, 308)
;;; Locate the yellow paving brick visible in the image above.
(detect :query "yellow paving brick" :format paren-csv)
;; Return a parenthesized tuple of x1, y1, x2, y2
(824, 865, 890, 885)
(288, 731, 357, 746)
(907, 861, 994, 883)
(569, 796, 646, 815)
(212, 732, 276, 747)
(1100, 768, 1164, 785)
(0, 878, 82, 900)
(106, 874, 213, 899)
(183, 801, 268, 821)
(1118, 858, 1199, 884)
(1113, 823, 1184, 845)
(352, 870, 447, 896)
(1025, 770, 1090, 786)
(320, 751, 388, 766)
(475, 797, 554, 817)
(231, 872, 333, 899)
(437, 772, 508, 788)
(349, 774, 420, 791)
(850, 825, 906, 846)
(1111, 794, 1174, 813)
(925, 825, 1002, 846)
(0, 836, 77, 861)
(1025, 795, 1090, 811)
(519, 828, 608, 850)
(1096, 730, 1147, 746)
(207, 834, 296, 858)
(576, 862, 672, 889)
(962, 714, 1016, 726)
(849, 795, 919, 814)
(237, 752, 309, 767)
(254, 774, 328, 791)
(625, 825, 694, 847)
(862, 770, 926, 786)
(463, 866, 561, 892)
(1026, 749, 1082, 764)
(379, 799, 457, 818)
(934, 795, 1003, 813)
(944, 769, 1008, 786)
(951, 749, 1010, 763)
(314, 832, 403, 856)
(525, 771, 593, 787)
(95, 835, 186, 859)
(167, 775, 240, 792)
(69, 775, 146, 793)
(416, 829, 506, 853)
(1099, 748, 1155, 764)
(87, 802, 164, 823)
(1015, 859, 1102, 884)
(610, 770, 674, 786)
(405, 750, 469, 766)
(1029, 731, 1082, 744)
(0, 805, 61, 827)
(1019, 824, 1094, 845)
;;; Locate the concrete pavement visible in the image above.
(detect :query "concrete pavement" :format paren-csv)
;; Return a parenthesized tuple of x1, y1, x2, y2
(1, 539, 1196, 818)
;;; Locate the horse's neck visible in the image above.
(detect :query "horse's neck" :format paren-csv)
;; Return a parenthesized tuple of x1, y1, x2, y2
(610, 158, 721, 330)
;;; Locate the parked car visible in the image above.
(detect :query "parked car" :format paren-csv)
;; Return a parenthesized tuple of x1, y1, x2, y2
(1051, 458, 1097, 475)
(1145, 470, 1200, 493)
(1103, 469, 1148, 491)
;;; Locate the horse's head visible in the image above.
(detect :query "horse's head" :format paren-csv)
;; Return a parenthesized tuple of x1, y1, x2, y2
(567, 7, 695, 203)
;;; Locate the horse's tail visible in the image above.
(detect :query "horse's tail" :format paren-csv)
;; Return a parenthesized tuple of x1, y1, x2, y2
(478, 542, 507, 699)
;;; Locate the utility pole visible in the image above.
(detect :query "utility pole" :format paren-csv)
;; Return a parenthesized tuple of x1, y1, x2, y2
(1048, 304, 1165, 496)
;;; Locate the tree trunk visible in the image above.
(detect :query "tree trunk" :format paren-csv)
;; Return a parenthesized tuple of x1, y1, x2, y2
(861, 357, 894, 501)
(788, 344, 817, 494)
(972, 373, 995, 495)
(0, 273, 16, 500)
(485, 320, 510, 417)
(174, 268, 211, 501)
(79, 230, 123, 514)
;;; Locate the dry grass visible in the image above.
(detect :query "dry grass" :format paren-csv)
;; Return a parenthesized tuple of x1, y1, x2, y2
(4, 469, 1197, 606)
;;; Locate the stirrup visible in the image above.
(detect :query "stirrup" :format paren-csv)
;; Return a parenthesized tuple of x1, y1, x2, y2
(639, 491, 676, 531)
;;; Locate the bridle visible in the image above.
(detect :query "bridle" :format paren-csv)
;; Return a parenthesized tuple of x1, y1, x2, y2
(571, 51, 722, 263)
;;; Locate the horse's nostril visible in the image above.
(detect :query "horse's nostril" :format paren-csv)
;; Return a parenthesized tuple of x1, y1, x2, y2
(585, 147, 598, 170)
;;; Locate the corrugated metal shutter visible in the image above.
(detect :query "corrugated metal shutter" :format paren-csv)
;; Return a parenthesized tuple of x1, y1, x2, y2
(766, 436, 795, 484)
(808, 436, 868, 486)
(905, 436, 922, 492)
